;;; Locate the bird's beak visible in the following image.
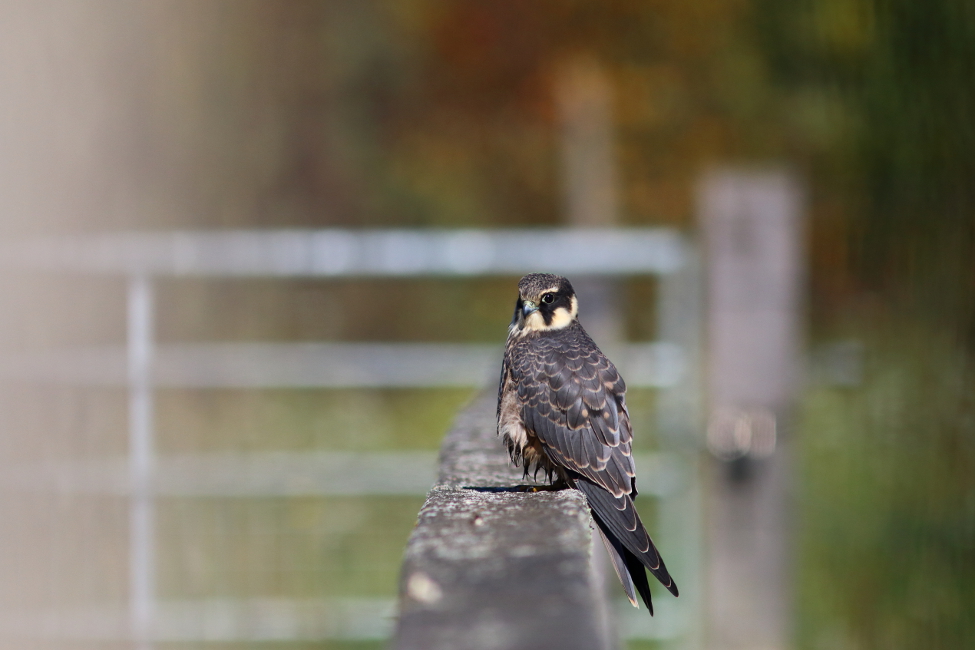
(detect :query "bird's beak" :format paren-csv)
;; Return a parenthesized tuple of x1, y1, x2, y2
(522, 300, 538, 317)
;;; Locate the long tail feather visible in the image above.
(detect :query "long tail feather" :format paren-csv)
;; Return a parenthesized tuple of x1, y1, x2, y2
(622, 544, 655, 614)
(577, 479, 679, 603)
(597, 528, 639, 608)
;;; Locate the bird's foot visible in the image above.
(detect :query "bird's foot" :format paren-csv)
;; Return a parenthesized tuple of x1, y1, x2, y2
(514, 478, 571, 492)
(466, 481, 570, 493)
(515, 483, 569, 492)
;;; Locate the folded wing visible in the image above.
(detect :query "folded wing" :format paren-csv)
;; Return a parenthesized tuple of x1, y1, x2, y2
(508, 332, 678, 608)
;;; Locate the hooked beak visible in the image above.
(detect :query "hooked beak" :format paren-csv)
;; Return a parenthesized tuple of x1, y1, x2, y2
(522, 300, 538, 317)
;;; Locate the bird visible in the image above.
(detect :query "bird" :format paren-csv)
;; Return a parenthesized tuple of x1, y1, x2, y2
(497, 272, 678, 613)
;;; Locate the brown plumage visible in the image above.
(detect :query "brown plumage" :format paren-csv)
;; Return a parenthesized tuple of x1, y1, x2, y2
(497, 273, 678, 613)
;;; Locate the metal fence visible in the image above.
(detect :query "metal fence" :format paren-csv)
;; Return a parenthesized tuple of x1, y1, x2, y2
(0, 228, 703, 648)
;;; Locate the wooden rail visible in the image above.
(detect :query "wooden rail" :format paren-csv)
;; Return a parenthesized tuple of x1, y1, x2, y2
(392, 392, 614, 650)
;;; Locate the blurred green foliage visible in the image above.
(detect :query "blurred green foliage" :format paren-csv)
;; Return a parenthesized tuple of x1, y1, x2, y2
(157, 495, 426, 599)
(798, 324, 975, 649)
(157, 388, 474, 454)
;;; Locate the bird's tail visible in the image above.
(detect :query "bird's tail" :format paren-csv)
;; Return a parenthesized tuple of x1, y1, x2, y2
(577, 479, 678, 613)
(596, 527, 653, 612)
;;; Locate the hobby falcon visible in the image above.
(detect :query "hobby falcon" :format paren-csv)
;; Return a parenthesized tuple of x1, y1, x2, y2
(497, 273, 678, 613)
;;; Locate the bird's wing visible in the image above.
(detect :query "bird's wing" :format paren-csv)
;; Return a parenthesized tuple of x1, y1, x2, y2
(511, 334, 636, 497)
(496, 352, 509, 420)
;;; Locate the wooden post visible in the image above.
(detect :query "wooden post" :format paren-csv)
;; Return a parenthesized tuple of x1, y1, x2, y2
(392, 393, 614, 650)
(554, 57, 622, 648)
(699, 169, 803, 650)
(555, 56, 623, 342)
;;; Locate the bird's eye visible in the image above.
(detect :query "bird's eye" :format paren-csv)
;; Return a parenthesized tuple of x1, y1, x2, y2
(541, 293, 555, 304)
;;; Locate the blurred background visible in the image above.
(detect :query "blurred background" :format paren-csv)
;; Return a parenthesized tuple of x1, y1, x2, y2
(0, 1, 972, 649)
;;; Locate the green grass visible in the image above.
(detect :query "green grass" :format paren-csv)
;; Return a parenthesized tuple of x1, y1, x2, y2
(156, 387, 476, 454)
(156, 495, 426, 600)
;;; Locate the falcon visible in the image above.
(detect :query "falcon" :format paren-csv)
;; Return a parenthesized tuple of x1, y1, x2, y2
(497, 273, 678, 613)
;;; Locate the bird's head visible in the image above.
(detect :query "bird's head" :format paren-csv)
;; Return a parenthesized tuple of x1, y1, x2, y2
(510, 273, 578, 334)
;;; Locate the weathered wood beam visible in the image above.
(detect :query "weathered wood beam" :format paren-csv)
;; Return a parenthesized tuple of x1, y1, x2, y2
(392, 393, 614, 650)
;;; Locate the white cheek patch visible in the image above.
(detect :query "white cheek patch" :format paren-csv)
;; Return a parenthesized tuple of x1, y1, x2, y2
(546, 306, 574, 330)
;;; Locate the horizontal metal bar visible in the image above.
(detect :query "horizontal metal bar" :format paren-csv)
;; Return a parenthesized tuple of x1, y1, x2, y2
(0, 228, 686, 277)
(1, 451, 440, 497)
(0, 451, 685, 498)
(0, 598, 396, 642)
(0, 343, 498, 388)
(0, 341, 686, 389)
(0, 597, 684, 642)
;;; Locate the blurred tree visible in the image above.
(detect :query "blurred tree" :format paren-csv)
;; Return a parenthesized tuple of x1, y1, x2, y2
(117, 0, 783, 232)
(757, 0, 975, 338)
